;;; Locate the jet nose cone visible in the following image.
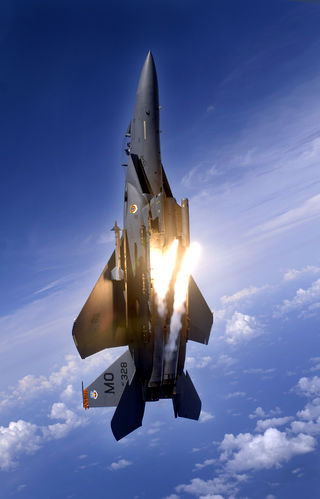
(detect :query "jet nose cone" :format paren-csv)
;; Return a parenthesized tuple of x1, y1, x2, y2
(136, 50, 158, 97)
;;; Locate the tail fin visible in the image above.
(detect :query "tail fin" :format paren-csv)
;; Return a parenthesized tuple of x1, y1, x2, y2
(82, 350, 135, 408)
(172, 371, 201, 420)
(111, 373, 145, 441)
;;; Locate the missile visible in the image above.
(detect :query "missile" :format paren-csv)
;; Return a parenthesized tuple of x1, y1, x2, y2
(72, 51, 213, 441)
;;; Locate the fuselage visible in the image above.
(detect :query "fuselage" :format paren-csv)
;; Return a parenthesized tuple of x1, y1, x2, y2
(123, 52, 188, 401)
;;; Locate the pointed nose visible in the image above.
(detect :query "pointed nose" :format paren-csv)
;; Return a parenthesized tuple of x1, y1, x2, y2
(136, 51, 159, 99)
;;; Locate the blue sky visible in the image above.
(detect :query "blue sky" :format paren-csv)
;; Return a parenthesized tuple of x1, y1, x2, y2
(1, 0, 320, 498)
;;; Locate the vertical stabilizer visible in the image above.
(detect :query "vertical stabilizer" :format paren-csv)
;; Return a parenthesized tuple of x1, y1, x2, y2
(111, 373, 146, 441)
(172, 371, 201, 420)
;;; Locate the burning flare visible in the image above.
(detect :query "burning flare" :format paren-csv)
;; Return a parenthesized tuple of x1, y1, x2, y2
(150, 239, 178, 317)
(165, 242, 201, 360)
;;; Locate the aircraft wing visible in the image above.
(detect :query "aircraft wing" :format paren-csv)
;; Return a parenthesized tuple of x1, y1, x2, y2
(72, 249, 128, 359)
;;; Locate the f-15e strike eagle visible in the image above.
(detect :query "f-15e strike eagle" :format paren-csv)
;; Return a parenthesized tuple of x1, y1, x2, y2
(72, 51, 213, 441)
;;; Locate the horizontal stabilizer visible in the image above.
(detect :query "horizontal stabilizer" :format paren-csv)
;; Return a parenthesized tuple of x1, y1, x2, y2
(83, 350, 136, 408)
(72, 249, 127, 359)
(111, 373, 145, 441)
(172, 371, 201, 420)
(188, 275, 213, 345)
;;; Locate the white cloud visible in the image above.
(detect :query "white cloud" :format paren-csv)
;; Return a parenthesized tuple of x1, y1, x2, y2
(290, 418, 320, 436)
(221, 286, 267, 305)
(60, 384, 75, 401)
(0, 420, 43, 471)
(182, 164, 220, 189)
(249, 407, 267, 419)
(147, 428, 160, 435)
(176, 476, 240, 498)
(292, 468, 301, 475)
(0, 350, 119, 411)
(291, 396, 320, 436)
(214, 355, 237, 368)
(244, 368, 276, 375)
(0, 403, 86, 471)
(296, 376, 320, 397)
(219, 428, 316, 472)
(163, 495, 180, 499)
(186, 356, 212, 369)
(108, 459, 133, 471)
(255, 417, 293, 432)
(199, 411, 215, 423)
(44, 402, 86, 440)
(310, 358, 320, 372)
(249, 406, 282, 419)
(193, 459, 216, 471)
(283, 265, 320, 281)
(149, 437, 160, 447)
(296, 397, 320, 421)
(200, 495, 224, 499)
(274, 278, 320, 317)
(225, 312, 262, 344)
(247, 194, 320, 240)
(225, 392, 246, 400)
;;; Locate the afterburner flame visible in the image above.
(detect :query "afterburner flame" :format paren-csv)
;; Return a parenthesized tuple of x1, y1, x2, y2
(150, 239, 178, 317)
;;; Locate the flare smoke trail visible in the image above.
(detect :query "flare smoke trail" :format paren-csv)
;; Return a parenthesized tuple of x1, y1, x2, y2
(165, 242, 201, 360)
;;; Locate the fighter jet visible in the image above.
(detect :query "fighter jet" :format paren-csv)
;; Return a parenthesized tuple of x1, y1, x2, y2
(72, 51, 213, 441)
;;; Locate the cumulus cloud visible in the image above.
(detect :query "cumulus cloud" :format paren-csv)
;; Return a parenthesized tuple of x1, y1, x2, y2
(274, 278, 320, 317)
(0, 420, 43, 471)
(108, 459, 133, 471)
(310, 357, 320, 372)
(296, 376, 320, 397)
(199, 411, 215, 423)
(44, 402, 86, 440)
(249, 406, 282, 420)
(296, 397, 320, 421)
(225, 312, 262, 344)
(186, 356, 212, 369)
(221, 286, 267, 305)
(193, 459, 216, 471)
(176, 475, 240, 498)
(219, 428, 316, 472)
(283, 265, 320, 281)
(255, 417, 293, 432)
(0, 403, 86, 471)
(0, 350, 119, 411)
(291, 396, 320, 436)
(290, 418, 320, 436)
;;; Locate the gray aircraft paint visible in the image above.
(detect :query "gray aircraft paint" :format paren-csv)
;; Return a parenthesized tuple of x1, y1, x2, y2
(72, 51, 213, 441)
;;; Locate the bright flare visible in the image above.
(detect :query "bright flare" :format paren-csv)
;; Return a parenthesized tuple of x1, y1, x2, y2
(166, 242, 201, 360)
(174, 242, 201, 312)
(150, 239, 178, 317)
